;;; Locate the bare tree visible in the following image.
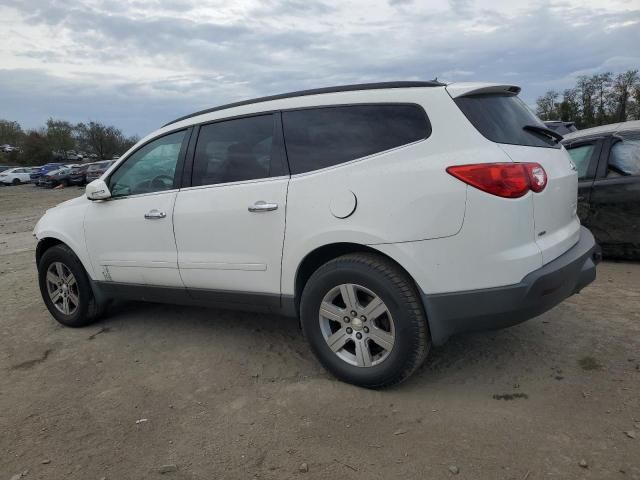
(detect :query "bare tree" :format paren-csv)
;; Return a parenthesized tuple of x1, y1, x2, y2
(612, 70, 639, 122)
(536, 90, 560, 120)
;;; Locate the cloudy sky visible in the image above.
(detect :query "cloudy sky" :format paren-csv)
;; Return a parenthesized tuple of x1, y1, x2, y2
(1, 0, 639, 136)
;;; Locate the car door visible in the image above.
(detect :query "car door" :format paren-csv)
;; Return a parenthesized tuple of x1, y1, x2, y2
(173, 113, 289, 309)
(564, 138, 603, 223)
(84, 129, 191, 287)
(588, 133, 640, 254)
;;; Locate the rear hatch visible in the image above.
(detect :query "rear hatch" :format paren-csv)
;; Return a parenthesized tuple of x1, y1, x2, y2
(449, 84, 580, 264)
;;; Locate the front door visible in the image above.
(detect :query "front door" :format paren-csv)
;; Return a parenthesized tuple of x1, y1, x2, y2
(173, 114, 289, 307)
(84, 129, 190, 286)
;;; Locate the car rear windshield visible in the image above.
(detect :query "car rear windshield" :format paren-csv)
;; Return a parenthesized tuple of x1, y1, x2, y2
(455, 94, 559, 148)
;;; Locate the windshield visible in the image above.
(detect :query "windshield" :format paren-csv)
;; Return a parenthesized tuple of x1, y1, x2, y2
(455, 94, 560, 148)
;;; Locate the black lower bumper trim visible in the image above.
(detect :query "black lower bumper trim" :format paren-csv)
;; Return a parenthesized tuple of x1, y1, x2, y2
(422, 226, 599, 346)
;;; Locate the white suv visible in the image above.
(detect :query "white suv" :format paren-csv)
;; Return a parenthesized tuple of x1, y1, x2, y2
(34, 81, 599, 387)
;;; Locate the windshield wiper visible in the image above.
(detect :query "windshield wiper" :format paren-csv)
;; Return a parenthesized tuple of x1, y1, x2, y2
(523, 124, 564, 143)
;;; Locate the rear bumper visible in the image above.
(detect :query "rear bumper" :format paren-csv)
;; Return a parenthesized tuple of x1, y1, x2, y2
(422, 226, 600, 346)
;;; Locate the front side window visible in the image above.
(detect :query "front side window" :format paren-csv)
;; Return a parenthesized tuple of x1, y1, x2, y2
(109, 130, 186, 197)
(608, 138, 640, 176)
(566, 144, 595, 179)
(192, 114, 275, 187)
(282, 104, 430, 174)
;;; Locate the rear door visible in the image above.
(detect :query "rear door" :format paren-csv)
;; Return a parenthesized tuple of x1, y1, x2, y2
(173, 113, 289, 306)
(452, 89, 580, 264)
(588, 134, 640, 253)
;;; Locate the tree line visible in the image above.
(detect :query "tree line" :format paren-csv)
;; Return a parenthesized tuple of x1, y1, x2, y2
(0, 118, 139, 166)
(535, 70, 640, 128)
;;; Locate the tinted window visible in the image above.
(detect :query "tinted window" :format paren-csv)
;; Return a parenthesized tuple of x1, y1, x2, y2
(191, 115, 275, 186)
(282, 105, 429, 174)
(566, 144, 595, 179)
(109, 130, 185, 197)
(609, 138, 640, 176)
(455, 94, 559, 148)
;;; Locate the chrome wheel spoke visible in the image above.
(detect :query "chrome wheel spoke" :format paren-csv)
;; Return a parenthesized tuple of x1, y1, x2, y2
(369, 326, 394, 351)
(50, 288, 62, 303)
(326, 329, 350, 352)
(340, 284, 358, 311)
(362, 296, 386, 321)
(65, 274, 76, 287)
(320, 301, 344, 322)
(55, 262, 65, 279)
(68, 291, 80, 307)
(47, 271, 60, 285)
(355, 340, 373, 367)
(62, 296, 70, 314)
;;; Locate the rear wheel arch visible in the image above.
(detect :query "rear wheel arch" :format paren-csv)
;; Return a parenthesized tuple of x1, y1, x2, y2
(293, 242, 423, 316)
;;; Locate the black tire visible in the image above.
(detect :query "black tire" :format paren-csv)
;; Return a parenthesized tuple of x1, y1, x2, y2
(38, 244, 104, 327)
(300, 253, 430, 388)
(12, 178, 20, 185)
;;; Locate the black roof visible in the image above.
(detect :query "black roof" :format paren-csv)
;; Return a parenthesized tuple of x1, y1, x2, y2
(164, 81, 445, 127)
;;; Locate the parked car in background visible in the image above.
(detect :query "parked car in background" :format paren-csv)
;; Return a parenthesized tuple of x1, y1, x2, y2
(85, 160, 115, 183)
(0, 167, 32, 185)
(563, 120, 640, 259)
(0, 165, 19, 173)
(40, 167, 75, 188)
(544, 120, 577, 135)
(69, 164, 92, 185)
(34, 81, 598, 388)
(31, 163, 64, 184)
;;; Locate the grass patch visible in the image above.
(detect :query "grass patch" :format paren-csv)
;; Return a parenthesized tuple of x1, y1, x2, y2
(579, 356, 602, 371)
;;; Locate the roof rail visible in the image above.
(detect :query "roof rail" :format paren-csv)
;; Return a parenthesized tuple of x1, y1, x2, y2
(164, 80, 445, 127)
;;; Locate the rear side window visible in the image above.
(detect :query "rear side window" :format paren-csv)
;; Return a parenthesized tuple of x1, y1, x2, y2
(455, 94, 559, 149)
(192, 114, 276, 186)
(566, 144, 595, 179)
(609, 138, 640, 176)
(282, 104, 430, 174)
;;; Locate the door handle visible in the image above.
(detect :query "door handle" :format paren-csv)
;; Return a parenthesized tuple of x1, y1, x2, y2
(144, 209, 167, 220)
(578, 195, 585, 201)
(248, 201, 278, 212)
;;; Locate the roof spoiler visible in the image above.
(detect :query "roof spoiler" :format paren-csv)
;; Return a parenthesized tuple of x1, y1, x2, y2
(446, 83, 521, 98)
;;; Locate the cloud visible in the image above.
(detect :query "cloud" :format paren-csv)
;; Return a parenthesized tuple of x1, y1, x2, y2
(0, 0, 639, 136)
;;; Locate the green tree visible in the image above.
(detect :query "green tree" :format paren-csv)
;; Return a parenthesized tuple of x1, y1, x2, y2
(21, 130, 53, 165)
(46, 118, 76, 159)
(0, 119, 24, 146)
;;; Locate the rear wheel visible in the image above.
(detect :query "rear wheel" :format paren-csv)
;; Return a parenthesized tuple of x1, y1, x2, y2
(12, 178, 20, 185)
(38, 244, 104, 327)
(300, 253, 430, 388)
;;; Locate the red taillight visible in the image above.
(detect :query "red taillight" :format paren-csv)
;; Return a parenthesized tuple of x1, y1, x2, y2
(446, 162, 547, 198)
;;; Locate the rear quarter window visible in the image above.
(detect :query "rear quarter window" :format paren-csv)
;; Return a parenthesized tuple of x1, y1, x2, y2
(455, 94, 559, 149)
(282, 104, 430, 174)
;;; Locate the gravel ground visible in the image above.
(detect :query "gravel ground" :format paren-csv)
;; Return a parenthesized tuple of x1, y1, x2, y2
(1, 184, 639, 480)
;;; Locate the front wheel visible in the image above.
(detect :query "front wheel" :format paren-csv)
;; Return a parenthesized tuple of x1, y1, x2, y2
(12, 178, 20, 185)
(300, 253, 430, 388)
(38, 244, 104, 327)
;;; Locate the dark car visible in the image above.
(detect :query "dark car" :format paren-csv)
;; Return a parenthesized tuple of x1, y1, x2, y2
(40, 167, 74, 188)
(545, 120, 578, 136)
(85, 160, 115, 183)
(30, 163, 64, 184)
(563, 120, 640, 259)
(69, 164, 92, 185)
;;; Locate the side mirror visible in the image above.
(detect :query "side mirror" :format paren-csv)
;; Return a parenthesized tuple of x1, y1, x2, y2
(86, 179, 111, 201)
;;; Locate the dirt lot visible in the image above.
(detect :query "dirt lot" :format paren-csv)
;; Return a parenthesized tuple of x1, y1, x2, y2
(1, 184, 639, 480)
